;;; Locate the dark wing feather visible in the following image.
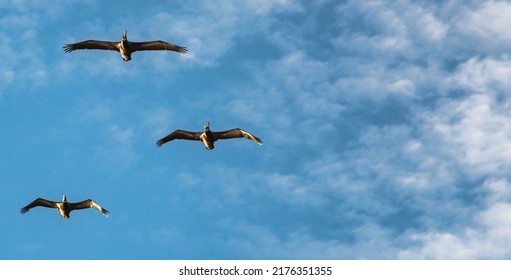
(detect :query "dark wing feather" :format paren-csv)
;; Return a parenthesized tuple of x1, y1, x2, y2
(69, 199, 109, 217)
(130, 41, 187, 54)
(213, 128, 263, 145)
(20, 198, 58, 214)
(63, 40, 120, 53)
(156, 130, 203, 147)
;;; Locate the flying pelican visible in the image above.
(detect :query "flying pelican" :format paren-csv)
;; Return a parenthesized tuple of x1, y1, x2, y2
(156, 122, 263, 150)
(63, 30, 187, 61)
(20, 195, 109, 219)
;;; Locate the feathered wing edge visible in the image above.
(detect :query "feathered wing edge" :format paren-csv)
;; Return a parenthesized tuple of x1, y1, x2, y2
(63, 40, 120, 53)
(130, 41, 188, 54)
(20, 198, 58, 214)
(214, 128, 263, 145)
(69, 199, 110, 217)
(156, 130, 203, 147)
(90, 200, 110, 217)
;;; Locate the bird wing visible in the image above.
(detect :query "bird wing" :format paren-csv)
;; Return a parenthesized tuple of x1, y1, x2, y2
(69, 199, 110, 217)
(20, 198, 58, 214)
(156, 130, 203, 147)
(130, 41, 187, 54)
(63, 40, 120, 53)
(213, 128, 263, 145)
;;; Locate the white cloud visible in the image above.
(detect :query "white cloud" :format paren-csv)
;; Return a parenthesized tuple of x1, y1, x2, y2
(214, 50, 344, 150)
(455, 1, 511, 52)
(399, 232, 476, 259)
(484, 179, 511, 206)
(421, 94, 511, 177)
(0, 1, 67, 94)
(399, 202, 511, 259)
(243, 0, 300, 15)
(450, 57, 511, 94)
(193, 0, 511, 259)
(130, 0, 302, 68)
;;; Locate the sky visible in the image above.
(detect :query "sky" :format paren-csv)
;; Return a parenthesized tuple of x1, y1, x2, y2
(2, 0, 511, 260)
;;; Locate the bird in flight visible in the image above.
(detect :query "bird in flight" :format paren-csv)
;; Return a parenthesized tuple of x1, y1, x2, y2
(20, 195, 109, 219)
(156, 122, 263, 150)
(63, 29, 187, 61)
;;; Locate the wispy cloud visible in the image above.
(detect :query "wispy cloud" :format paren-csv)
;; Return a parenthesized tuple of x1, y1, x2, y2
(6, 0, 511, 260)
(198, 0, 511, 259)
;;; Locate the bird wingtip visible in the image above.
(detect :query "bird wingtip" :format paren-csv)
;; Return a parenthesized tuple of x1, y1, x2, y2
(155, 140, 165, 147)
(62, 44, 73, 53)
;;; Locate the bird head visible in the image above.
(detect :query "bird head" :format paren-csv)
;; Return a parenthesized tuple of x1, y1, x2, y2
(62, 195, 67, 202)
(122, 30, 127, 41)
(204, 122, 210, 132)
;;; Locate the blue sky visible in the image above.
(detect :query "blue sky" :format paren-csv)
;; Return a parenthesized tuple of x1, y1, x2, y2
(2, 0, 511, 259)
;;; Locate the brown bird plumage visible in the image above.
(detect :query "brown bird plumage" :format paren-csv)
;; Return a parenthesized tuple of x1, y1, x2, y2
(156, 122, 263, 150)
(20, 195, 109, 219)
(63, 30, 187, 61)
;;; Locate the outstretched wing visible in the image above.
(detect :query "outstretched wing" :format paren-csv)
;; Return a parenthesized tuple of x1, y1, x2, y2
(20, 198, 58, 214)
(213, 128, 263, 145)
(156, 130, 203, 147)
(63, 40, 120, 53)
(131, 41, 187, 54)
(69, 199, 110, 217)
